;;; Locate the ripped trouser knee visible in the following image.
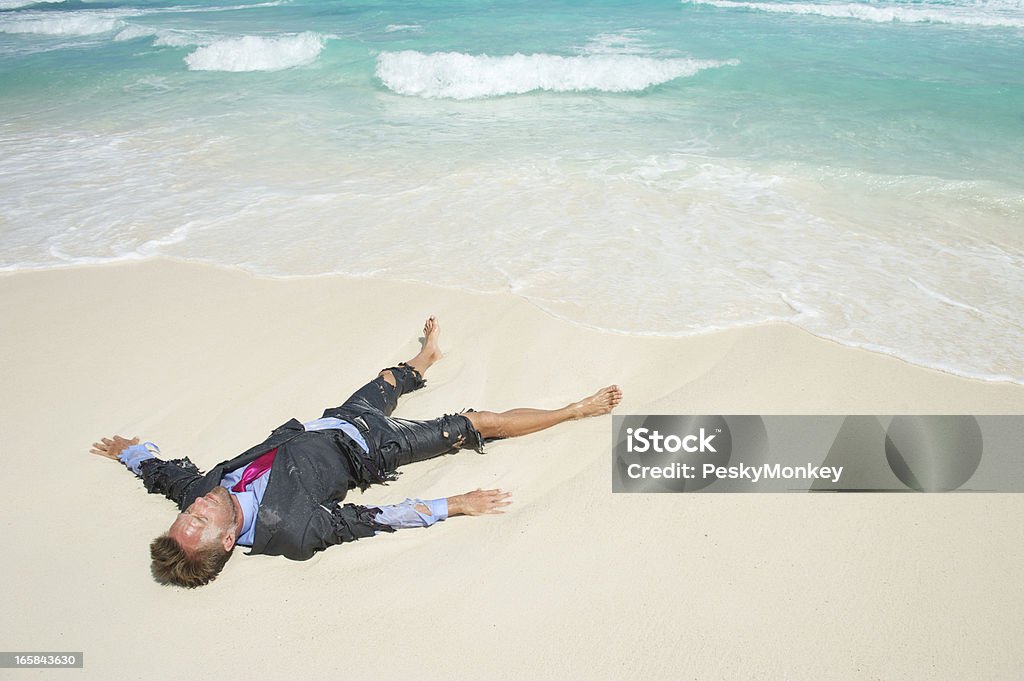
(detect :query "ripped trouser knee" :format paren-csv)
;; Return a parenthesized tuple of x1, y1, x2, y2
(382, 412, 486, 470)
(383, 363, 426, 395)
(326, 363, 427, 419)
(436, 413, 486, 456)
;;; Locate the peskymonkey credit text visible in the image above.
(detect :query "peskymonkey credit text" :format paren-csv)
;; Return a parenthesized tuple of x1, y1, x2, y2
(626, 462, 844, 483)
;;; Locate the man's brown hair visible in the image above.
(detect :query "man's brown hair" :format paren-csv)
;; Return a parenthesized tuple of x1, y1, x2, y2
(150, 534, 234, 588)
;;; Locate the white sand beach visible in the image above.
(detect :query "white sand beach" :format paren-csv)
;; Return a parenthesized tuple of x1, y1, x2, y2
(1, 259, 1022, 679)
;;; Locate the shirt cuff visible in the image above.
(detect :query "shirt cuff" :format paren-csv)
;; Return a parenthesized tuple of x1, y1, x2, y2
(118, 442, 160, 476)
(420, 497, 448, 522)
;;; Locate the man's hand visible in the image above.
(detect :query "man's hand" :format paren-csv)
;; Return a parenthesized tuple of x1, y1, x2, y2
(448, 488, 512, 517)
(90, 435, 140, 461)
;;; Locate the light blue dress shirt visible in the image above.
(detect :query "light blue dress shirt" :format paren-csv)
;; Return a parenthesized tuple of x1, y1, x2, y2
(118, 417, 448, 546)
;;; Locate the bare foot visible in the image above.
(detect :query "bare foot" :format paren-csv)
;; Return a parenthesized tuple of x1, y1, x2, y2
(568, 385, 622, 419)
(420, 315, 443, 365)
(402, 315, 444, 378)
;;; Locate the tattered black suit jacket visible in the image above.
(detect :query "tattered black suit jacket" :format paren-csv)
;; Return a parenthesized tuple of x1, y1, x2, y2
(138, 419, 394, 560)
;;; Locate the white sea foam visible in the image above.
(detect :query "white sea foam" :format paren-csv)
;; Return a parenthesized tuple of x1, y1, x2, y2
(0, 4, 275, 41)
(907, 276, 984, 314)
(1, 127, 1020, 382)
(113, 24, 208, 47)
(113, 24, 156, 41)
(155, 29, 211, 47)
(385, 24, 422, 32)
(580, 30, 658, 56)
(0, 0, 64, 9)
(375, 51, 739, 99)
(123, 75, 177, 93)
(157, 1, 289, 13)
(0, 12, 124, 36)
(184, 32, 325, 71)
(685, 0, 1024, 28)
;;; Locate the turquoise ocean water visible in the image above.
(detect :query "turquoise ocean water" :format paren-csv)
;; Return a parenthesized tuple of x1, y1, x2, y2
(2, 0, 1022, 381)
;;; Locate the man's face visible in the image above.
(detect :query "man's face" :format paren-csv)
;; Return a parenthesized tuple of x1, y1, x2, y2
(168, 486, 238, 555)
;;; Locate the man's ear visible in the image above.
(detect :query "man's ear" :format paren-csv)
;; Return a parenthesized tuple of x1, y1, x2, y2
(222, 532, 236, 553)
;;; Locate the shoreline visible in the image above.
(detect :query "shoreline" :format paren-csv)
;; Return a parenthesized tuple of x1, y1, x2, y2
(3, 256, 1021, 390)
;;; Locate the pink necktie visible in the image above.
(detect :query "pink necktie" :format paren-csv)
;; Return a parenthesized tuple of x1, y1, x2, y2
(232, 447, 278, 492)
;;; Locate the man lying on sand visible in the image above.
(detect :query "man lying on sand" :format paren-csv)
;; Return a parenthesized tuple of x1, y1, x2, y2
(91, 316, 622, 588)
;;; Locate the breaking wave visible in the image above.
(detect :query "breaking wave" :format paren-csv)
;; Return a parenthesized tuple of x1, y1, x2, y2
(375, 51, 739, 99)
(0, 3, 289, 40)
(685, 0, 1024, 28)
(0, 12, 125, 35)
(183, 31, 325, 71)
(0, 0, 65, 9)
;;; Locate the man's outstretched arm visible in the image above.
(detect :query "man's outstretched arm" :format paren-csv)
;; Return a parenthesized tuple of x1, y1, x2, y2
(370, 488, 512, 529)
(90, 435, 204, 508)
(325, 488, 513, 551)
